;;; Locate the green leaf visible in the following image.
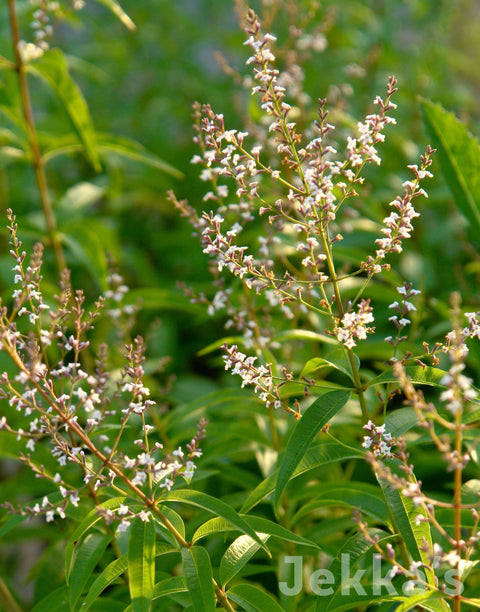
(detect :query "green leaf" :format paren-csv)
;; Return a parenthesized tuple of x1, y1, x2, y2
(272, 329, 337, 345)
(301, 349, 359, 383)
(153, 506, 185, 548)
(385, 407, 419, 437)
(0, 54, 15, 71)
(31, 586, 69, 612)
(161, 490, 269, 554)
(27, 49, 101, 171)
(96, 134, 182, 177)
(227, 583, 285, 612)
(0, 514, 28, 538)
(314, 528, 396, 611)
(220, 533, 270, 588)
(122, 576, 189, 612)
(421, 99, 480, 237)
(82, 555, 129, 611)
(241, 442, 363, 513)
(376, 461, 442, 595)
(65, 497, 126, 583)
(69, 533, 110, 611)
(317, 588, 399, 612)
(126, 287, 203, 315)
(274, 390, 351, 510)
(393, 590, 450, 612)
(41, 132, 182, 177)
(152, 575, 188, 598)
(0, 145, 27, 167)
(94, 0, 136, 30)
(367, 366, 448, 389)
(61, 220, 112, 285)
(193, 515, 319, 550)
(181, 546, 216, 612)
(128, 518, 156, 612)
(291, 482, 389, 525)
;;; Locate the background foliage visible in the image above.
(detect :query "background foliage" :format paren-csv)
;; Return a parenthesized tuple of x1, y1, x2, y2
(2, 0, 480, 610)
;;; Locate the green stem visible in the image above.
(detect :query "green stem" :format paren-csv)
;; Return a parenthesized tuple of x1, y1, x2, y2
(8, 0, 66, 274)
(453, 409, 463, 612)
(0, 576, 23, 612)
(320, 227, 369, 421)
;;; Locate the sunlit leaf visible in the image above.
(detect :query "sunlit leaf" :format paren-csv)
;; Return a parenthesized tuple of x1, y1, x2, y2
(275, 391, 351, 510)
(193, 515, 319, 549)
(220, 533, 270, 588)
(27, 50, 101, 171)
(421, 99, 480, 237)
(241, 442, 363, 513)
(128, 518, 156, 612)
(367, 366, 448, 388)
(94, 0, 136, 30)
(227, 583, 285, 611)
(69, 533, 110, 611)
(161, 490, 269, 554)
(181, 546, 216, 612)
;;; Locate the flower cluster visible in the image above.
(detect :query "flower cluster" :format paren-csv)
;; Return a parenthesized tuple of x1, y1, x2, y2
(346, 76, 398, 168)
(30, 1, 58, 51)
(362, 148, 434, 274)
(0, 211, 205, 527)
(223, 344, 275, 403)
(170, 8, 436, 427)
(222, 344, 299, 416)
(335, 299, 375, 349)
(385, 282, 421, 348)
(440, 322, 478, 416)
(362, 420, 396, 459)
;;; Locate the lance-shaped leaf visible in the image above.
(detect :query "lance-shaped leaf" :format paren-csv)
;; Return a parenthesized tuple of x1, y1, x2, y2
(82, 555, 129, 611)
(227, 583, 285, 611)
(291, 481, 389, 525)
(220, 533, 270, 588)
(274, 390, 350, 510)
(241, 442, 363, 513)
(65, 497, 126, 583)
(421, 99, 480, 238)
(314, 528, 395, 611)
(181, 546, 216, 612)
(27, 50, 101, 171)
(161, 489, 269, 554)
(193, 515, 319, 550)
(366, 365, 448, 389)
(94, 0, 136, 30)
(301, 348, 360, 383)
(376, 459, 451, 612)
(128, 518, 156, 612)
(69, 533, 110, 611)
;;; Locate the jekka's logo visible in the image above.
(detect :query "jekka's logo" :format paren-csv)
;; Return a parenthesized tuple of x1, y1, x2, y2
(279, 555, 463, 598)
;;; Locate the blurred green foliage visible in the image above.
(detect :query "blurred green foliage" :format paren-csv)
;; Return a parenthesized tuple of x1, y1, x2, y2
(2, 2, 480, 606)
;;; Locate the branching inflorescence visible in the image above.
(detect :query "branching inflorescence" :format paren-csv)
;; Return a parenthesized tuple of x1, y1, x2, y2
(168, 9, 434, 420)
(0, 210, 206, 531)
(169, 8, 480, 606)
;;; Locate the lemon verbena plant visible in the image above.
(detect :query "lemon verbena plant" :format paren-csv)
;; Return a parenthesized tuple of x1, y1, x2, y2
(2, 2, 480, 612)
(167, 7, 480, 612)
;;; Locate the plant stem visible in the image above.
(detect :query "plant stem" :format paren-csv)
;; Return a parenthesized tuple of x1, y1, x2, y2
(8, 0, 66, 274)
(320, 228, 369, 421)
(0, 576, 23, 612)
(453, 409, 463, 612)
